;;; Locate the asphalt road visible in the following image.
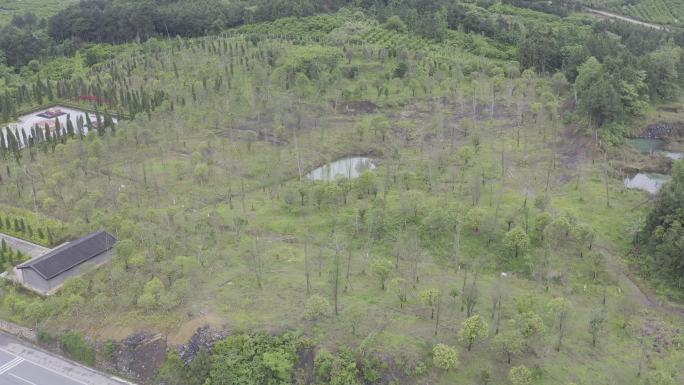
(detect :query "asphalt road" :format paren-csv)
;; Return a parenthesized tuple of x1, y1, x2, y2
(0, 332, 131, 385)
(0, 233, 48, 259)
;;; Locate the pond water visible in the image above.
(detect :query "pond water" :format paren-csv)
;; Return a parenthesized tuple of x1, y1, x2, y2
(2, 106, 116, 147)
(624, 173, 670, 194)
(306, 157, 376, 181)
(626, 138, 665, 154)
(626, 138, 683, 159)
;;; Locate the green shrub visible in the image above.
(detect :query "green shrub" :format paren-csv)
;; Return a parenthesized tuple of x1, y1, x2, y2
(103, 339, 118, 360)
(673, 332, 684, 351)
(414, 361, 427, 375)
(207, 332, 305, 385)
(360, 355, 385, 383)
(305, 294, 330, 320)
(0, 205, 65, 246)
(432, 344, 459, 372)
(314, 348, 360, 385)
(384, 16, 407, 33)
(60, 331, 96, 366)
(37, 329, 57, 345)
(393, 62, 408, 78)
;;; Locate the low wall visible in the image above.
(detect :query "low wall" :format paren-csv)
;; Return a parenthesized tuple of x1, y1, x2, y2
(0, 319, 37, 342)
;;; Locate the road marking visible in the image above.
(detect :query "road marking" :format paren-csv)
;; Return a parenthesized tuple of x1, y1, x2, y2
(9, 373, 37, 385)
(0, 357, 24, 374)
(0, 347, 89, 385)
(22, 361, 91, 385)
(0, 357, 21, 372)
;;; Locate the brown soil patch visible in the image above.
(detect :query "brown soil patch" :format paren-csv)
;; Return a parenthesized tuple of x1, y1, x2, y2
(334, 100, 377, 114)
(90, 322, 139, 341)
(639, 316, 683, 353)
(167, 311, 225, 344)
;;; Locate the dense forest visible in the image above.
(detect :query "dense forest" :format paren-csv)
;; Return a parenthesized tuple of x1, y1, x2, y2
(0, 1, 683, 385)
(640, 161, 684, 288)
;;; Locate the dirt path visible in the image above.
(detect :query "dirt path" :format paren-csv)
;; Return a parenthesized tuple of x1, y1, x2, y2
(584, 7, 668, 31)
(597, 244, 684, 319)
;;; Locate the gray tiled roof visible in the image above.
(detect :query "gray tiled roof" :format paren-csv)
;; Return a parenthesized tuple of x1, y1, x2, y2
(18, 230, 116, 280)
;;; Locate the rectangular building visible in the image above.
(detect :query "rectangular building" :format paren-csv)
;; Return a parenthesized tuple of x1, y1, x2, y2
(17, 230, 116, 294)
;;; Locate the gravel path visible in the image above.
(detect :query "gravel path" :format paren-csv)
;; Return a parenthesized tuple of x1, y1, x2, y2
(0, 233, 48, 259)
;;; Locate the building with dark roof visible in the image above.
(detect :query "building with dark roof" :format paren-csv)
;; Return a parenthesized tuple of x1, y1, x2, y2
(17, 230, 116, 294)
(37, 108, 65, 119)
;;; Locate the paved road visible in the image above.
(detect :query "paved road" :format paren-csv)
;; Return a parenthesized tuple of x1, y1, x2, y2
(0, 332, 132, 385)
(0, 233, 48, 259)
(584, 8, 667, 30)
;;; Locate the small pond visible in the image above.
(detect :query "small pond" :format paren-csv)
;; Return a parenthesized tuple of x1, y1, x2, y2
(626, 138, 683, 159)
(624, 173, 670, 194)
(306, 157, 376, 181)
(626, 138, 665, 154)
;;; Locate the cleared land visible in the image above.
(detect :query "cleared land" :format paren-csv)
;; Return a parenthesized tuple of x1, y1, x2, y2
(0, 6, 683, 385)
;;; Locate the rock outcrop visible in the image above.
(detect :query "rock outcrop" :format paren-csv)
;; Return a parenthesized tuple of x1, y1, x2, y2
(177, 326, 228, 364)
(102, 331, 167, 383)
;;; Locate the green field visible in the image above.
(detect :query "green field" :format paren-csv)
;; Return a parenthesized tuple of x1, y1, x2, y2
(0, 0, 74, 24)
(0, 11, 681, 383)
(0, 1, 682, 384)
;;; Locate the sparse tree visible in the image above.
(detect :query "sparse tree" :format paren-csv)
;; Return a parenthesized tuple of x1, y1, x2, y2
(547, 297, 570, 351)
(449, 287, 460, 306)
(458, 314, 489, 351)
(464, 282, 479, 317)
(466, 207, 485, 233)
(370, 258, 393, 290)
(432, 344, 459, 372)
(494, 330, 525, 364)
(388, 277, 408, 309)
(514, 311, 546, 347)
(420, 288, 441, 319)
(305, 294, 330, 320)
(503, 226, 529, 259)
(589, 310, 606, 347)
(509, 365, 533, 385)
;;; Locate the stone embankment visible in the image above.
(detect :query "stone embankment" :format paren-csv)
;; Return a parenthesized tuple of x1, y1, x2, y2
(177, 326, 228, 364)
(0, 320, 37, 342)
(100, 332, 167, 383)
(0, 316, 229, 383)
(640, 123, 683, 138)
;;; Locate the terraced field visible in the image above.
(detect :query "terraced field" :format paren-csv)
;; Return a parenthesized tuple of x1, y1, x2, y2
(0, 0, 75, 24)
(583, 0, 684, 26)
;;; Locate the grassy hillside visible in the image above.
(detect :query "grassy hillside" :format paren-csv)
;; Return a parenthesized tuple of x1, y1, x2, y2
(0, 9, 682, 385)
(0, 0, 75, 24)
(581, 0, 684, 26)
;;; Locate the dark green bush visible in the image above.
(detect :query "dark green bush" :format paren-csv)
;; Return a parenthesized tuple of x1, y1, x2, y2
(60, 331, 96, 366)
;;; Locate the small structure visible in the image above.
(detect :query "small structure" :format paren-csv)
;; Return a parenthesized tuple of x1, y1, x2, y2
(34, 119, 58, 131)
(17, 230, 116, 294)
(37, 108, 65, 119)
